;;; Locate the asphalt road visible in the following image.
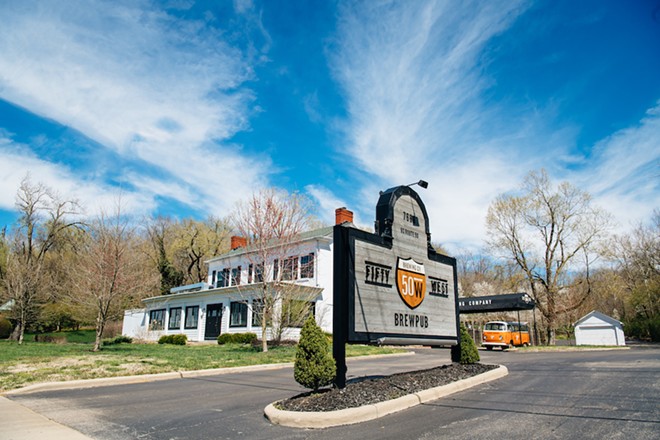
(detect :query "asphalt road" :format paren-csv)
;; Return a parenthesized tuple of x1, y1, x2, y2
(9, 346, 660, 440)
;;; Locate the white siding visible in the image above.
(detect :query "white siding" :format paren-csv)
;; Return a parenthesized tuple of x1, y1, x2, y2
(133, 229, 334, 342)
(122, 309, 148, 339)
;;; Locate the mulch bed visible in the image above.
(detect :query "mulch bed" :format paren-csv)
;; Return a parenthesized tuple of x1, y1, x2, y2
(277, 363, 497, 412)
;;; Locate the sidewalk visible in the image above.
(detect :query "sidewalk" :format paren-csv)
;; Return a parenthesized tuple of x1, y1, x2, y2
(0, 396, 93, 440)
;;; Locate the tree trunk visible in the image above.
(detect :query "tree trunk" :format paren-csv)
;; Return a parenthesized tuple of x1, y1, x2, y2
(18, 325, 25, 344)
(94, 330, 103, 351)
(261, 310, 268, 353)
(9, 323, 22, 342)
(94, 313, 105, 352)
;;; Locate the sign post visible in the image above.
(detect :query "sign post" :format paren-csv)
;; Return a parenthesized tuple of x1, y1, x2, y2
(333, 185, 460, 388)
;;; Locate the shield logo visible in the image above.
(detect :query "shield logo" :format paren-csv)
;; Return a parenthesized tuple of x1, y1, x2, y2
(396, 257, 426, 309)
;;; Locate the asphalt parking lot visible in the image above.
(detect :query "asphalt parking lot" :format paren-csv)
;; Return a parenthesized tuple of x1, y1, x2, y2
(5, 346, 660, 440)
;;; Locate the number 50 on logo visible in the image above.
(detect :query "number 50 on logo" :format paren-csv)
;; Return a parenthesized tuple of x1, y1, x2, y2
(396, 257, 426, 309)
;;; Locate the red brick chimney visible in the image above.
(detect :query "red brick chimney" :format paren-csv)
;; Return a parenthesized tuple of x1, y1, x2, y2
(230, 236, 247, 250)
(335, 207, 354, 225)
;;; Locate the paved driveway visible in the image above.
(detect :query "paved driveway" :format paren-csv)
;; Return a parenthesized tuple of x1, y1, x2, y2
(8, 347, 660, 440)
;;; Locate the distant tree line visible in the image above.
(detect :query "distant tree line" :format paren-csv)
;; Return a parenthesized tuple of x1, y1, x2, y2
(1, 170, 657, 347)
(459, 170, 659, 343)
(0, 176, 233, 350)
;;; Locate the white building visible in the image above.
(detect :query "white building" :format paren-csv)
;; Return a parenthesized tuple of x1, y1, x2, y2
(574, 310, 626, 346)
(122, 209, 352, 342)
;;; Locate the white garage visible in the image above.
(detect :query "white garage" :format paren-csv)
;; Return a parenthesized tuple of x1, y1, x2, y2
(574, 311, 625, 346)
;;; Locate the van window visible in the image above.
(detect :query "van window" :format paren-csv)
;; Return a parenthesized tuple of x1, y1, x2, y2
(485, 323, 506, 331)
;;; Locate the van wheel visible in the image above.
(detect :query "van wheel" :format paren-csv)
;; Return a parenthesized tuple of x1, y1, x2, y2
(486, 346, 493, 351)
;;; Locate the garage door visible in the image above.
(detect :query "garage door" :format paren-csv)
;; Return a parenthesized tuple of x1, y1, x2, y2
(577, 325, 616, 345)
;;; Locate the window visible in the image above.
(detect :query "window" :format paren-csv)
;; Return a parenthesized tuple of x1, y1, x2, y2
(184, 306, 199, 329)
(168, 307, 182, 330)
(218, 268, 230, 288)
(231, 266, 242, 286)
(281, 300, 315, 328)
(211, 270, 216, 287)
(300, 253, 315, 278)
(230, 302, 248, 327)
(149, 309, 166, 330)
(282, 256, 299, 280)
(252, 298, 264, 326)
(248, 264, 253, 284)
(273, 259, 279, 281)
(255, 262, 264, 282)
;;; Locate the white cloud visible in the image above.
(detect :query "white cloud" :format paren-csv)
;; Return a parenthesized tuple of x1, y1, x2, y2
(331, 1, 531, 182)
(0, 137, 155, 218)
(0, 0, 269, 218)
(328, 1, 659, 253)
(328, 1, 538, 251)
(573, 103, 660, 231)
(306, 184, 366, 227)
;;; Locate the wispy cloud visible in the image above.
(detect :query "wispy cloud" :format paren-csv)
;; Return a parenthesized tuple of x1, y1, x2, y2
(0, 136, 154, 217)
(306, 183, 369, 227)
(574, 102, 660, 230)
(328, 1, 538, 248)
(0, 0, 269, 217)
(331, 1, 530, 179)
(326, 1, 659, 251)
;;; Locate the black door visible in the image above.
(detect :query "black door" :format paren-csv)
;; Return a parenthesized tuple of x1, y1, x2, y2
(205, 304, 223, 340)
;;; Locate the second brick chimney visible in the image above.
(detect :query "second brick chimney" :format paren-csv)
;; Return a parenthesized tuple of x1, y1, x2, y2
(335, 207, 354, 225)
(230, 236, 247, 250)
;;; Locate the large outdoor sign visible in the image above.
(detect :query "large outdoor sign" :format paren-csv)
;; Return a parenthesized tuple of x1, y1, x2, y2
(333, 186, 459, 348)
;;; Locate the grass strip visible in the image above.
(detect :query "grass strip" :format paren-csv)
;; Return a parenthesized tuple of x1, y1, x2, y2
(0, 340, 403, 392)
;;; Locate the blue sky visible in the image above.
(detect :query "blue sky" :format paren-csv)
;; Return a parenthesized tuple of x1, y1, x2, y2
(0, 0, 658, 252)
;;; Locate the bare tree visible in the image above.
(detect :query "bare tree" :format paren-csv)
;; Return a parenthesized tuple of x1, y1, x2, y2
(607, 210, 660, 339)
(456, 251, 525, 298)
(231, 188, 315, 352)
(486, 169, 612, 344)
(69, 203, 148, 351)
(1, 176, 81, 343)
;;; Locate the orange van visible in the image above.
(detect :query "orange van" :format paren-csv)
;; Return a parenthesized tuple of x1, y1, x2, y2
(482, 321, 530, 350)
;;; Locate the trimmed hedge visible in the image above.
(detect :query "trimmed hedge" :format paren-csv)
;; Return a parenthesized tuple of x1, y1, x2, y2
(217, 332, 257, 345)
(158, 334, 187, 345)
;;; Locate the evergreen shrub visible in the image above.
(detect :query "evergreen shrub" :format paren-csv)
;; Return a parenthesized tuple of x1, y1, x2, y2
(294, 316, 336, 391)
(0, 318, 12, 339)
(459, 324, 480, 364)
(217, 332, 257, 345)
(158, 334, 187, 345)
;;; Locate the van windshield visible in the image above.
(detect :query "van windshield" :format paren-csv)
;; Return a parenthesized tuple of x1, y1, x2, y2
(485, 323, 506, 331)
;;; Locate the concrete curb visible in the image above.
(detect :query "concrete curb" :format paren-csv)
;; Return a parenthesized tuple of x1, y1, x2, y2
(264, 364, 508, 429)
(3, 351, 413, 396)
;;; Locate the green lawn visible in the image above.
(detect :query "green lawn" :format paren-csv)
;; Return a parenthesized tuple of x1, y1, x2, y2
(22, 329, 97, 343)
(0, 339, 403, 392)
